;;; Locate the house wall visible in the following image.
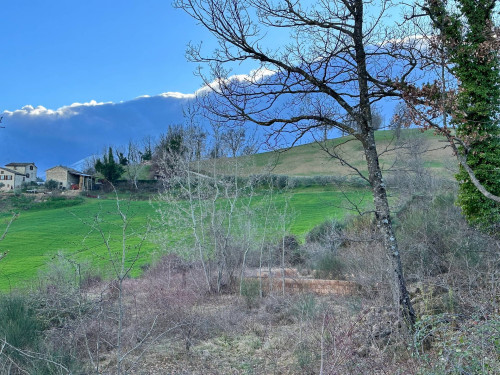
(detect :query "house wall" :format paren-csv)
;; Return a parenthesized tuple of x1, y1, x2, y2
(0, 169, 24, 191)
(46, 167, 70, 189)
(6, 164, 37, 184)
(26, 165, 37, 183)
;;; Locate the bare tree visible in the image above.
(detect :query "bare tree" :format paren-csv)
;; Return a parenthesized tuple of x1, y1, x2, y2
(155, 124, 262, 294)
(175, 0, 416, 325)
(125, 140, 143, 189)
(0, 213, 17, 263)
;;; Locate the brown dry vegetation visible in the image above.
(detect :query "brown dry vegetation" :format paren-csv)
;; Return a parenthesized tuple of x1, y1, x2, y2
(0, 130, 498, 375)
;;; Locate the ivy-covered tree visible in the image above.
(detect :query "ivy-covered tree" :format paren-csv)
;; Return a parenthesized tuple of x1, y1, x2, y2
(95, 147, 125, 183)
(425, 0, 500, 231)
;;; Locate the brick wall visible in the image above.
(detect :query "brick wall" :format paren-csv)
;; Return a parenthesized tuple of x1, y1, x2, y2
(246, 275, 360, 296)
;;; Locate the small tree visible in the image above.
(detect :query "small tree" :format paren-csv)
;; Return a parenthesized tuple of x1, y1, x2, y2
(95, 147, 125, 183)
(140, 135, 155, 162)
(152, 125, 188, 181)
(124, 140, 143, 190)
(45, 179, 59, 191)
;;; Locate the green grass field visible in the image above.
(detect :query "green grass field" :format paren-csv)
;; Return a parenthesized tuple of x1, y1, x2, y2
(0, 187, 372, 291)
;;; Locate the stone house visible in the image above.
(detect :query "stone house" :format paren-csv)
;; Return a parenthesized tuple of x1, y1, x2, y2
(5, 162, 38, 183)
(46, 166, 94, 190)
(0, 162, 38, 191)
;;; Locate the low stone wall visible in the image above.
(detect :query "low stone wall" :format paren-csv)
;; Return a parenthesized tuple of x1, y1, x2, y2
(246, 276, 360, 296)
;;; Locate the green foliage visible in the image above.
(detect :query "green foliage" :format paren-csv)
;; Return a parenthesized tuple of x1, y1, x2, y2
(240, 279, 260, 309)
(414, 314, 500, 374)
(0, 294, 40, 356)
(45, 179, 59, 190)
(95, 147, 125, 183)
(0, 294, 80, 374)
(290, 294, 319, 321)
(30, 196, 85, 211)
(1, 193, 35, 211)
(117, 151, 128, 166)
(431, 0, 500, 230)
(312, 253, 345, 280)
(306, 219, 345, 250)
(294, 342, 316, 375)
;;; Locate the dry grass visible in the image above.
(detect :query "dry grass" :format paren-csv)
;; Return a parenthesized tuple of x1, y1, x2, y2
(239, 129, 456, 179)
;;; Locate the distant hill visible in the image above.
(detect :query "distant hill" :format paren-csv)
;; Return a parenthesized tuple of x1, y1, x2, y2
(219, 129, 456, 180)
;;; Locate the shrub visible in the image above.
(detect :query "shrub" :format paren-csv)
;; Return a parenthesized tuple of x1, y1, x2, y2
(241, 279, 261, 309)
(306, 219, 345, 252)
(313, 253, 346, 280)
(414, 314, 500, 374)
(397, 193, 497, 278)
(45, 179, 59, 190)
(0, 294, 40, 357)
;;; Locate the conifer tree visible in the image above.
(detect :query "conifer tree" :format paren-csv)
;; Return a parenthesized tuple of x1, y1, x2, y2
(95, 147, 125, 183)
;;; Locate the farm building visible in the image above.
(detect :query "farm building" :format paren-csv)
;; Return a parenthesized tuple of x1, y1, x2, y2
(46, 166, 94, 190)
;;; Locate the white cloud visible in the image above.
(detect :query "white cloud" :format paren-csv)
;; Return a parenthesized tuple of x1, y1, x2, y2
(194, 67, 276, 96)
(2, 68, 276, 118)
(159, 92, 196, 99)
(2, 99, 109, 117)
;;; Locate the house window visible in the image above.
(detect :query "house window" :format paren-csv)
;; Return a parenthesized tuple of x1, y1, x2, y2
(26, 173, 30, 178)
(23, 177, 25, 181)
(0, 171, 3, 174)
(30, 166, 34, 170)
(0, 176, 3, 180)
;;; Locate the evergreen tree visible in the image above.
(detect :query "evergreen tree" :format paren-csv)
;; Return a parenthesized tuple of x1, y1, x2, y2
(95, 147, 125, 183)
(427, 0, 500, 230)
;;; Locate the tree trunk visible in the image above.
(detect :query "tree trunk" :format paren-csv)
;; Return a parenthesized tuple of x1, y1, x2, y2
(362, 132, 416, 327)
(352, 0, 415, 328)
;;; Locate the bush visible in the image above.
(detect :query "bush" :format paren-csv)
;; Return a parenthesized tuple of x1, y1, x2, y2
(414, 314, 500, 374)
(0, 294, 40, 357)
(397, 193, 497, 278)
(241, 279, 261, 309)
(306, 219, 345, 252)
(30, 196, 85, 211)
(313, 253, 346, 280)
(45, 179, 59, 190)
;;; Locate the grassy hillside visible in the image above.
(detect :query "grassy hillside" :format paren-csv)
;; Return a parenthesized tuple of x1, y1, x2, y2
(0, 187, 372, 290)
(241, 129, 455, 177)
(0, 129, 456, 291)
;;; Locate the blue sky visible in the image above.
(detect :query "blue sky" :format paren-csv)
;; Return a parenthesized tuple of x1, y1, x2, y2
(0, 1, 258, 112)
(0, 1, 406, 114)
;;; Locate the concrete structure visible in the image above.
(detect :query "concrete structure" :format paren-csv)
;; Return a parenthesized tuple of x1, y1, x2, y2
(46, 166, 94, 190)
(4, 162, 37, 184)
